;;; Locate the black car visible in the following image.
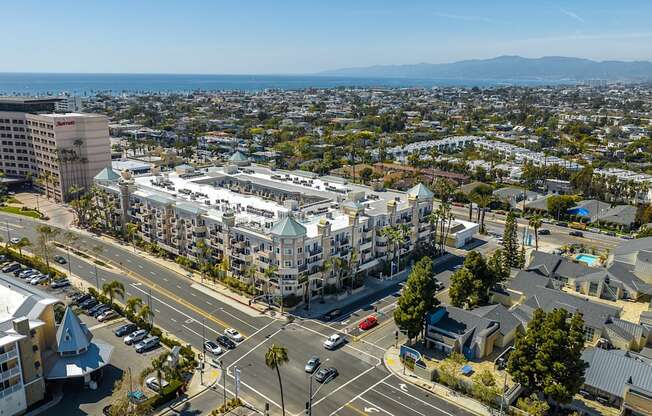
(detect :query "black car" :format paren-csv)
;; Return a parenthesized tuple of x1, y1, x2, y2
(115, 323, 138, 337)
(72, 293, 91, 305)
(314, 367, 338, 383)
(91, 305, 112, 317)
(323, 309, 341, 321)
(538, 229, 551, 235)
(569, 230, 584, 237)
(54, 255, 67, 264)
(216, 335, 236, 349)
(80, 299, 99, 310)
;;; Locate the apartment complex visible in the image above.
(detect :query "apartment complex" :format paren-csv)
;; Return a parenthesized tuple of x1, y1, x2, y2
(0, 97, 111, 201)
(93, 155, 477, 302)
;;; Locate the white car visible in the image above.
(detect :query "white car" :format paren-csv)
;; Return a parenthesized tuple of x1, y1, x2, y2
(124, 329, 147, 345)
(224, 328, 244, 342)
(145, 376, 169, 392)
(9, 237, 20, 245)
(97, 310, 118, 322)
(323, 334, 345, 350)
(29, 275, 48, 285)
(204, 341, 223, 356)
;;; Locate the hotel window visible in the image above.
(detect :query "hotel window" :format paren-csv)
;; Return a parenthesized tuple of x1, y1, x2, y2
(283, 260, 293, 268)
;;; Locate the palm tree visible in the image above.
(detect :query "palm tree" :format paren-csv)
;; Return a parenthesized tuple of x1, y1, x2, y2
(12, 237, 31, 257)
(528, 215, 543, 251)
(125, 296, 143, 316)
(263, 265, 278, 309)
(102, 280, 125, 306)
(476, 194, 493, 234)
(427, 210, 440, 255)
(151, 351, 170, 397)
(138, 304, 155, 326)
(125, 222, 139, 252)
(265, 344, 289, 416)
(35, 224, 59, 275)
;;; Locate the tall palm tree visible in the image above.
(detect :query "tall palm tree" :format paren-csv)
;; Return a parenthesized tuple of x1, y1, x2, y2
(125, 222, 139, 252)
(102, 280, 125, 306)
(263, 264, 278, 309)
(151, 351, 170, 397)
(138, 304, 155, 326)
(35, 224, 59, 275)
(125, 296, 143, 316)
(476, 194, 493, 234)
(426, 210, 440, 254)
(528, 215, 543, 251)
(12, 237, 31, 257)
(265, 344, 289, 416)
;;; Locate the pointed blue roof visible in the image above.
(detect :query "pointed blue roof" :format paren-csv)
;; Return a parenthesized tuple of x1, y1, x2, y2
(407, 183, 434, 199)
(56, 307, 92, 355)
(94, 167, 121, 182)
(229, 151, 249, 162)
(270, 216, 306, 237)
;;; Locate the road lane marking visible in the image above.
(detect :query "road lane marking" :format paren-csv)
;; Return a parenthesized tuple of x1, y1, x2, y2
(380, 382, 454, 416)
(138, 264, 143, 269)
(312, 366, 378, 407)
(328, 374, 393, 416)
(344, 404, 368, 416)
(294, 322, 381, 365)
(191, 292, 197, 297)
(129, 283, 228, 334)
(365, 390, 424, 415)
(155, 308, 161, 313)
(170, 318, 177, 323)
(206, 301, 213, 306)
(226, 321, 280, 371)
(177, 285, 182, 289)
(359, 398, 393, 415)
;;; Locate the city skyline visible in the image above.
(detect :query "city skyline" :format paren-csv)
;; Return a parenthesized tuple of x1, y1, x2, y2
(2, 0, 652, 74)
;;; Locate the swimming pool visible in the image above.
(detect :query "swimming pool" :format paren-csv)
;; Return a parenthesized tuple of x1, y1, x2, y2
(576, 253, 600, 266)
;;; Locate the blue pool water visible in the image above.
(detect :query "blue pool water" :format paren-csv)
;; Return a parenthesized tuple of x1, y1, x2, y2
(576, 254, 599, 266)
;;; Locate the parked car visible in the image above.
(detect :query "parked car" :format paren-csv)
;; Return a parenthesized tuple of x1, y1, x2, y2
(314, 367, 338, 383)
(224, 328, 244, 342)
(569, 230, 584, 237)
(135, 336, 160, 353)
(145, 376, 169, 392)
(80, 298, 99, 310)
(323, 334, 345, 350)
(124, 329, 147, 345)
(204, 341, 223, 356)
(9, 237, 20, 245)
(51, 279, 71, 289)
(305, 356, 321, 373)
(115, 323, 138, 337)
(88, 303, 108, 316)
(358, 316, 378, 331)
(556, 221, 568, 227)
(2, 262, 21, 273)
(538, 229, 551, 235)
(72, 294, 91, 305)
(18, 269, 38, 278)
(29, 275, 49, 285)
(98, 310, 118, 322)
(54, 255, 67, 264)
(323, 309, 342, 321)
(216, 335, 236, 349)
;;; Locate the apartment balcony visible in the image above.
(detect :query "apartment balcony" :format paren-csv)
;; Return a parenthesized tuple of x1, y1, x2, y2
(307, 247, 323, 257)
(0, 365, 21, 384)
(0, 348, 18, 364)
(360, 240, 373, 251)
(0, 382, 22, 399)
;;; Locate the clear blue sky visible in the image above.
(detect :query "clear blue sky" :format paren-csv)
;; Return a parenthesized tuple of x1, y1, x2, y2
(3, 0, 651, 74)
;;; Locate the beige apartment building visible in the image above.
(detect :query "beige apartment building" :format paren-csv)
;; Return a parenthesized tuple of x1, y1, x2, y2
(93, 154, 478, 304)
(0, 97, 111, 202)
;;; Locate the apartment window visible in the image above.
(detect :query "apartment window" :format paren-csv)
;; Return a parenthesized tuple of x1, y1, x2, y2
(283, 260, 293, 268)
(284, 248, 293, 255)
(297, 247, 302, 254)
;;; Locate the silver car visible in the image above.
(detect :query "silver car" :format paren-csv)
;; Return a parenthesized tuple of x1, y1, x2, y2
(124, 329, 147, 345)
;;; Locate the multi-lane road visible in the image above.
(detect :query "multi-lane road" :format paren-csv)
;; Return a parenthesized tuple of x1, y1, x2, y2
(0, 212, 474, 416)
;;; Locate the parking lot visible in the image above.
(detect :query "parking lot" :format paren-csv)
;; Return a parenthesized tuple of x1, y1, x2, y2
(48, 317, 165, 416)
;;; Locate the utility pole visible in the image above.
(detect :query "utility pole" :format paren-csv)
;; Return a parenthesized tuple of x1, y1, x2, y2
(201, 317, 205, 385)
(221, 359, 226, 408)
(308, 372, 314, 416)
(94, 264, 100, 290)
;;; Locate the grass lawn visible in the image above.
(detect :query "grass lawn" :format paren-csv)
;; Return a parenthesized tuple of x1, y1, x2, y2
(0, 205, 41, 218)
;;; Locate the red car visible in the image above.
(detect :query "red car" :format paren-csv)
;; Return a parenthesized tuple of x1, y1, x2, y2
(358, 316, 378, 331)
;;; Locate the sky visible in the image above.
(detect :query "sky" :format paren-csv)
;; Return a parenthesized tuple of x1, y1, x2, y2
(2, 0, 652, 74)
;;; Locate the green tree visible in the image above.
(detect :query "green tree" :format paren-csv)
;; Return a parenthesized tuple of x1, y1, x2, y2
(547, 195, 579, 220)
(507, 308, 587, 407)
(393, 257, 439, 343)
(528, 215, 543, 251)
(125, 222, 139, 252)
(265, 344, 289, 416)
(12, 237, 31, 256)
(151, 351, 171, 397)
(516, 394, 550, 416)
(502, 212, 521, 269)
(449, 267, 476, 309)
(487, 248, 509, 285)
(138, 304, 155, 326)
(35, 224, 59, 276)
(125, 296, 143, 316)
(102, 280, 125, 306)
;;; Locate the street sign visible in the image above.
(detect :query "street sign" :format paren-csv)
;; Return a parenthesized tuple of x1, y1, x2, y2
(235, 366, 241, 398)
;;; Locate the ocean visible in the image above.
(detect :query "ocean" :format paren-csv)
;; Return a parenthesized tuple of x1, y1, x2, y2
(0, 72, 571, 95)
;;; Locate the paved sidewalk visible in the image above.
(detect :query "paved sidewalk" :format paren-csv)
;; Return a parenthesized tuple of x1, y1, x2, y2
(383, 346, 492, 416)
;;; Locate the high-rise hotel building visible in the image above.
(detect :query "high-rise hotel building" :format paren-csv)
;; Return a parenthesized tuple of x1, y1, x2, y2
(0, 97, 110, 201)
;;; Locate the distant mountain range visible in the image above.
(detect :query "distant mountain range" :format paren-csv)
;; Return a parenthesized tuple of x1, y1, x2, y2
(320, 56, 652, 82)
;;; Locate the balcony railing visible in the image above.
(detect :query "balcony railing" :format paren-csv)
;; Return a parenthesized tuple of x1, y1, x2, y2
(0, 382, 22, 399)
(0, 348, 18, 363)
(0, 366, 21, 383)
